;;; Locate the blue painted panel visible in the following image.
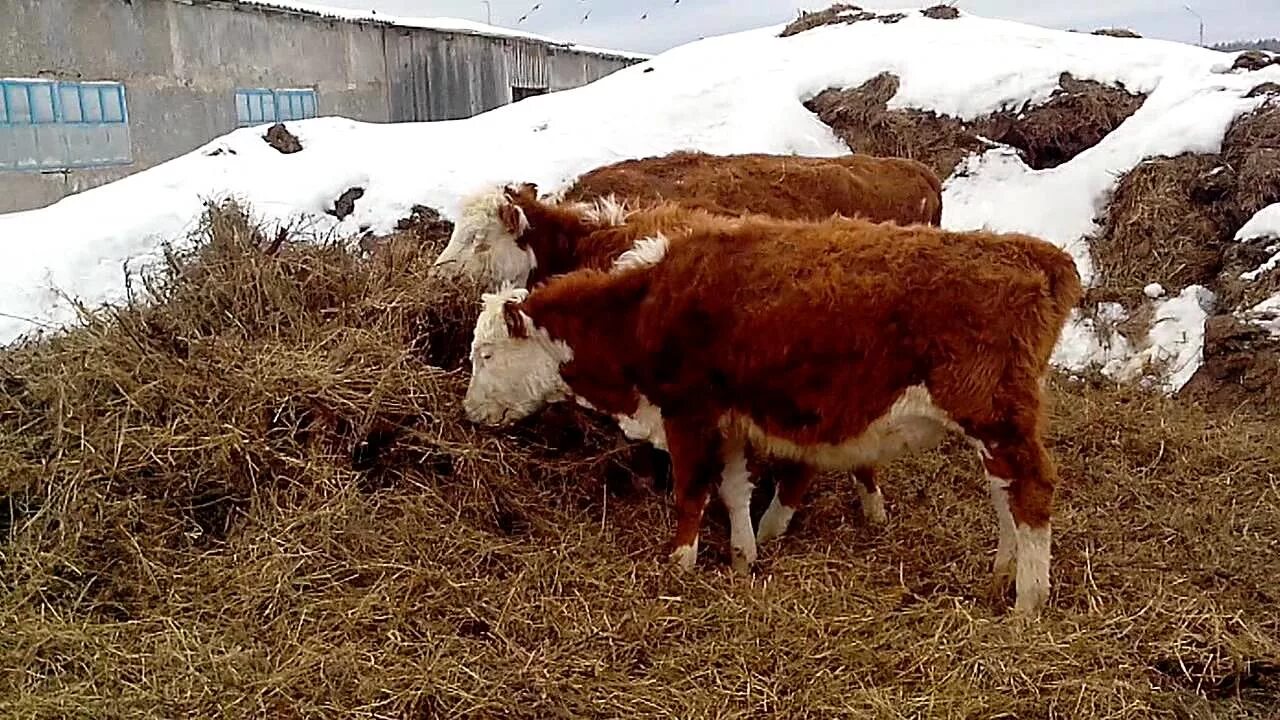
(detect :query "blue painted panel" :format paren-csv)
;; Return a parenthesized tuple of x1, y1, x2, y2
(235, 88, 318, 127)
(0, 79, 132, 171)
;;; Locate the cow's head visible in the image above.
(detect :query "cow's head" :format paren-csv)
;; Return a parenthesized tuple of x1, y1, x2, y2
(432, 183, 539, 291)
(463, 285, 574, 426)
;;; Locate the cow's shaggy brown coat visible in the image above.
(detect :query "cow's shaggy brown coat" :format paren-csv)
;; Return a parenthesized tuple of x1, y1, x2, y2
(561, 150, 943, 226)
(501, 190, 892, 538)
(431, 150, 943, 297)
(471, 206, 1082, 616)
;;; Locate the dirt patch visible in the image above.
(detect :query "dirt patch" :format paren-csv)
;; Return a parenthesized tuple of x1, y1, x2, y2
(921, 4, 960, 20)
(1092, 28, 1142, 39)
(1181, 314, 1280, 414)
(1233, 51, 1280, 72)
(326, 187, 365, 221)
(263, 123, 302, 154)
(807, 71, 1146, 178)
(4, 221, 1280, 717)
(1249, 82, 1280, 98)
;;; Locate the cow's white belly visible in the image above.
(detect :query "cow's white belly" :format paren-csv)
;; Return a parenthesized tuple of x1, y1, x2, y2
(723, 385, 958, 470)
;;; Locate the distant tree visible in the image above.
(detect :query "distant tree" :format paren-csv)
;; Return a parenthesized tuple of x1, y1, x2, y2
(1212, 38, 1280, 52)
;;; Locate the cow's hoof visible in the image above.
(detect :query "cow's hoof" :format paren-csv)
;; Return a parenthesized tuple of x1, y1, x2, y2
(669, 542, 697, 572)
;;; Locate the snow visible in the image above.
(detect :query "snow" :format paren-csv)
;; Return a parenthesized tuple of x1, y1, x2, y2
(1144, 283, 1166, 299)
(0, 7, 1271, 394)
(1244, 295, 1280, 337)
(1236, 203, 1280, 242)
(1123, 286, 1216, 393)
(234, 0, 651, 60)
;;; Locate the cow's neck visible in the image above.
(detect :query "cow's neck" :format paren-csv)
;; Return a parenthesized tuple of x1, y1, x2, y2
(522, 270, 648, 417)
(519, 204, 597, 287)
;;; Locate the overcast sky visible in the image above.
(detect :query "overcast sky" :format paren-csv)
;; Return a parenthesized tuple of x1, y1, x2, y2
(312, 0, 1277, 53)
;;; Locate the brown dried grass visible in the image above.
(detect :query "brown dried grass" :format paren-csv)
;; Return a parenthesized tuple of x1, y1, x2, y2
(1089, 98, 1280, 315)
(779, 4, 868, 37)
(2, 204, 1280, 718)
(808, 71, 1146, 178)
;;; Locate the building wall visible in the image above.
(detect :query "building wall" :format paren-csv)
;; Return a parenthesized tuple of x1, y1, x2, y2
(385, 30, 636, 122)
(1, 0, 640, 215)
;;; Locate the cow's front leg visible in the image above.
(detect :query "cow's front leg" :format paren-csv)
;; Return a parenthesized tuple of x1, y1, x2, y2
(663, 415, 722, 571)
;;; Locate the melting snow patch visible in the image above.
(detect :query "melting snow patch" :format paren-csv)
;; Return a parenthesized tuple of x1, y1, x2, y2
(1123, 285, 1216, 393)
(1143, 282, 1166, 298)
(1243, 294, 1280, 337)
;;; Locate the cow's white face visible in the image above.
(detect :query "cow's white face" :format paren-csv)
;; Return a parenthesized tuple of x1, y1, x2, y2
(432, 188, 537, 292)
(463, 286, 574, 426)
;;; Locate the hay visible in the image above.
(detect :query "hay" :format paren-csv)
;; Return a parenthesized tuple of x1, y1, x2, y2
(779, 4, 877, 37)
(3, 202, 1280, 717)
(1086, 99, 1280, 398)
(1088, 153, 1233, 304)
(807, 72, 1146, 178)
(1092, 28, 1143, 39)
(921, 4, 960, 20)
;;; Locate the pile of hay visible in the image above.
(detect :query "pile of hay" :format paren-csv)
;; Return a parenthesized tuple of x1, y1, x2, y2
(807, 71, 1146, 178)
(1087, 96, 1280, 414)
(3, 202, 1280, 717)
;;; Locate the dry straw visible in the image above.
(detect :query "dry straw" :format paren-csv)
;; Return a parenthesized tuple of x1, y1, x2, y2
(2, 200, 1278, 717)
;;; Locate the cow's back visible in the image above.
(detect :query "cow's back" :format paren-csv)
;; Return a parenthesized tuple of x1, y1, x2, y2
(628, 216, 1075, 437)
(562, 151, 942, 226)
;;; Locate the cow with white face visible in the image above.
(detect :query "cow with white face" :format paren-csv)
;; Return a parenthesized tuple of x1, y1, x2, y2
(432, 185, 539, 292)
(463, 286, 574, 426)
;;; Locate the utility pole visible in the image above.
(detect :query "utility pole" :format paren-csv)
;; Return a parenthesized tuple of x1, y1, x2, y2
(1183, 4, 1204, 46)
(480, 0, 492, 24)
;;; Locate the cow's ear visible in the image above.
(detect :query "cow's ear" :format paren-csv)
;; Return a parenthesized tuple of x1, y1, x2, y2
(498, 202, 528, 236)
(502, 300, 529, 339)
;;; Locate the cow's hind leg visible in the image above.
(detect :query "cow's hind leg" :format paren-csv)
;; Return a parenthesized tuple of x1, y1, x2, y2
(975, 424, 1056, 618)
(718, 436, 756, 574)
(855, 466, 888, 524)
(664, 416, 722, 572)
(756, 460, 813, 545)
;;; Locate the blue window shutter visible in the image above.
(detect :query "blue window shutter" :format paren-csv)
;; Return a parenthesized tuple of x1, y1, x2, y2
(4, 84, 32, 124)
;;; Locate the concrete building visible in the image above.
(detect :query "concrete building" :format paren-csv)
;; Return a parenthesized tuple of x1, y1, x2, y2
(0, 0, 646, 214)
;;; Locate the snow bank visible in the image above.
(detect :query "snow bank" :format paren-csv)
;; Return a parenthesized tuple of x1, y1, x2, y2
(0, 7, 1271, 394)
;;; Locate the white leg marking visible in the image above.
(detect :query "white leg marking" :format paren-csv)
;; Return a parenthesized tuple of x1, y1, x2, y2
(718, 442, 756, 574)
(670, 537, 698, 571)
(1014, 523, 1051, 617)
(857, 483, 888, 525)
(755, 493, 796, 545)
(988, 476, 1017, 586)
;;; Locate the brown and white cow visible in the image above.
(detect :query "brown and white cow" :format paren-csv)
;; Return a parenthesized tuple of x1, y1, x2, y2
(430, 150, 943, 293)
(444, 189, 894, 558)
(462, 206, 1082, 618)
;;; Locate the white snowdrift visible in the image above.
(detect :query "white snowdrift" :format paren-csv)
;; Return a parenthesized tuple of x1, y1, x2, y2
(1, 7, 1276, 392)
